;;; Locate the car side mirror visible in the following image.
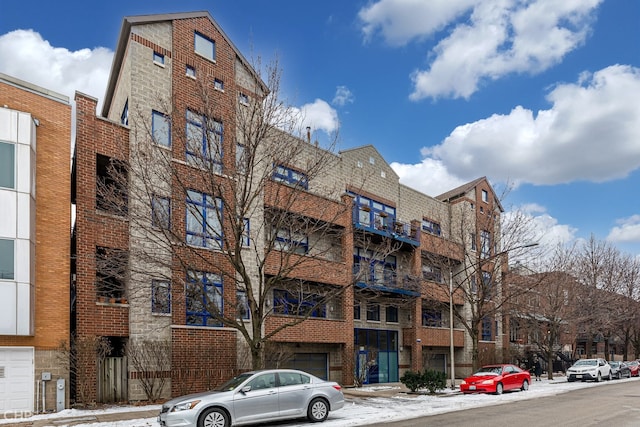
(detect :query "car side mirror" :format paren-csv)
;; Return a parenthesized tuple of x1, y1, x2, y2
(241, 386, 252, 394)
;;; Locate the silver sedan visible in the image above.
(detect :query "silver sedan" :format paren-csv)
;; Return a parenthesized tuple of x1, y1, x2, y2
(158, 368, 345, 427)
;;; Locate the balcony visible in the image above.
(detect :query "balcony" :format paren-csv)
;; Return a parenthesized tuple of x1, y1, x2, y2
(352, 206, 419, 247)
(420, 232, 464, 261)
(355, 273, 420, 297)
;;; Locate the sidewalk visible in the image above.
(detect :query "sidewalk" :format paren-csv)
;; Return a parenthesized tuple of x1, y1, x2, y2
(4, 385, 409, 427)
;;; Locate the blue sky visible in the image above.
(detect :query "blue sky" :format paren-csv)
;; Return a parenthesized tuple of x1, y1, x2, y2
(1, 0, 639, 257)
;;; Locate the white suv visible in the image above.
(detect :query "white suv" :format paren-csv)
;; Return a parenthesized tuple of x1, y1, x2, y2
(567, 358, 611, 382)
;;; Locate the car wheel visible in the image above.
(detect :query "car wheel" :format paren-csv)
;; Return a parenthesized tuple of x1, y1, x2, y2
(608, 371, 612, 381)
(307, 398, 329, 423)
(616, 372, 621, 379)
(567, 378, 574, 382)
(495, 383, 503, 395)
(521, 379, 529, 391)
(596, 372, 602, 382)
(198, 407, 229, 427)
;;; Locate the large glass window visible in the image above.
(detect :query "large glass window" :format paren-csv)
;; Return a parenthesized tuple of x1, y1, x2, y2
(0, 239, 14, 280)
(186, 270, 222, 326)
(186, 110, 223, 172)
(272, 164, 308, 189)
(186, 190, 222, 249)
(152, 110, 171, 147)
(273, 288, 326, 318)
(481, 230, 491, 258)
(422, 307, 442, 327)
(0, 142, 15, 189)
(273, 227, 308, 254)
(194, 32, 216, 62)
(353, 247, 396, 287)
(482, 316, 493, 341)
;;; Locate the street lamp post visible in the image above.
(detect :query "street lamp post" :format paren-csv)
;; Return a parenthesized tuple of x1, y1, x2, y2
(447, 241, 539, 390)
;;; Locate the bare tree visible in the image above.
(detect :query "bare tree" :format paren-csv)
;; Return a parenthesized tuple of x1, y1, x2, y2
(126, 340, 172, 402)
(96, 56, 403, 375)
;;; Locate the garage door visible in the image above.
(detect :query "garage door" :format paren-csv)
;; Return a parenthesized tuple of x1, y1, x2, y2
(0, 347, 34, 412)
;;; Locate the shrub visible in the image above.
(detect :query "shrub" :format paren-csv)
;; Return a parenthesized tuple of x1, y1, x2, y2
(400, 369, 447, 394)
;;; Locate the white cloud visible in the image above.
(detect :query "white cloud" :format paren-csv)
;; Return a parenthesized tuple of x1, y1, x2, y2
(390, 158, 465, 196)
(358, 0, 478, 46)
(332, 86, 354, 107)
(517, 203, 578, 247)
(407, 65, 640, 186)
(358, 0, 603, 100)
(0, 30, 112, 111)
(607, 215, 640, 244)
(296, 98, 340, 135)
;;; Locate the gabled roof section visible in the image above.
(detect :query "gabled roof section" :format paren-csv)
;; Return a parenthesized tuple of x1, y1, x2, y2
(339, 144, 400, 180)
(436, 176, 504, 212)
(101, 11, 267, 117)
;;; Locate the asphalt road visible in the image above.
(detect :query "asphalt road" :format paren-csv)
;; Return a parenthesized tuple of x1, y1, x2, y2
(381, 380, 640, 427)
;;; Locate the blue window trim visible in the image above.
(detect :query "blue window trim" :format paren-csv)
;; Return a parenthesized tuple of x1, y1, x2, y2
(272, 164, 308, 189)
(353, 247, 396, 286)
(186, 190, 223, 249)
(186, 270, 223, 327)
(273, 289, 326, 318)
(152, 195, 171, 229)
(350, 193, 396, 230)
(194, 31, 216, 62)
(421, 219, 441, 236)
(152, 110, 171, 147)
(151, 279, 171, 314)
(482, 316, 492, 341)
(153, 51, 165, 65)
(186, 109, 223, 172)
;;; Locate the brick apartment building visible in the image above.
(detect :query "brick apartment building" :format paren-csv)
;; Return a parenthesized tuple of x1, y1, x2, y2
(0, 74, 72, 412)
(72, 11, 506, 404)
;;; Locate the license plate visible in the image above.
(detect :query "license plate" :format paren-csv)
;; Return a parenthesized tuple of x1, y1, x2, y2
(576, 375, 582, 378)
(469, 385, 476, 390)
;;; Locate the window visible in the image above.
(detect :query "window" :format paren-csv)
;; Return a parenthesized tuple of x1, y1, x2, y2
(421, 219, 441, 236)
(422, 307, 442, 327)
(186, 270, 223, 326)
(236, 289, 250, 320)
(152, 110, 171, 147)
(241, 218, 250, 247)
(194, 32, 215, 62)
(248, 373, 276, 390)
(422, 264, 442, 283)
(470, 232, 477, 251)
(386, 305, 398, 323)
(482, 189, 488, 203)
(351, 194, 395, 231)
(186, 65, 196, 78)
(380, 170, 386, 178)
(186, 110, 223, 172)
(273, 227, 308, 254)
(239, 92, 249, 105)
(0, 239, 14, 280)
(482, 316, 493, 341)
(353, 301, 361, 320)
(96, 154, 128, 215)
(0, 142, 15, 189)
(353, 247, 396, 287)
(272, 165, 308, 189)
(480, 230, 491, 258)
(214, 78, 224, 91)
(186, 190, 222, 249)
(153, 51, 164, 65)
(120, 99, 129, 126)
(152, 195, 170, 229)
(95, 246, 127, 299)
(273, 289, 326, 318)
(152, 279, 171, 314)
(483, 272, 493, 299)
(366, 303, 380, 321)
(236, 143, 246, 173)
(369, 157, 375, 165)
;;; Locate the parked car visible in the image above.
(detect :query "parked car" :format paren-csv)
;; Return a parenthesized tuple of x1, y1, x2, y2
(566, 358, 612, 382)
(609, 361, 631, 379)
(158, 369, 344, 427)
(625, 360, 640, 377)
(460, 364, 531, 395)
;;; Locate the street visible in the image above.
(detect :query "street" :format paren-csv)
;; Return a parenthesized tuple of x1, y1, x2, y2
(381, 379, 640, 427)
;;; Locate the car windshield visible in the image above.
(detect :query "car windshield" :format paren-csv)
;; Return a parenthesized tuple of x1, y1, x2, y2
(574, 360, 597, 367)
(215, 372, 254, 391)
(475, 366, 502, 375)
(610, 362, 620, 368)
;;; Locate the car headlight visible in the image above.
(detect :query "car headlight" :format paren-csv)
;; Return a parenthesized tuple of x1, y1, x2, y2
(460, 380, 467, 385)
(171, 400, 201, 412)
(481, 379, 495, 385)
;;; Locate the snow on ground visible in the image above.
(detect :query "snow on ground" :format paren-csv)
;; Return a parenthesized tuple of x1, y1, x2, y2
(3, 377, 636, 427)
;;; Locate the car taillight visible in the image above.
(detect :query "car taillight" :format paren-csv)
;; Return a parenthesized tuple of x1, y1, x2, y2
(333, 385, 342, 391)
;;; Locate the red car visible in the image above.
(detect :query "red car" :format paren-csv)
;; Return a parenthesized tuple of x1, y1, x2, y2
(625, 360, 640, 377)
(460, 364, 531, 395)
